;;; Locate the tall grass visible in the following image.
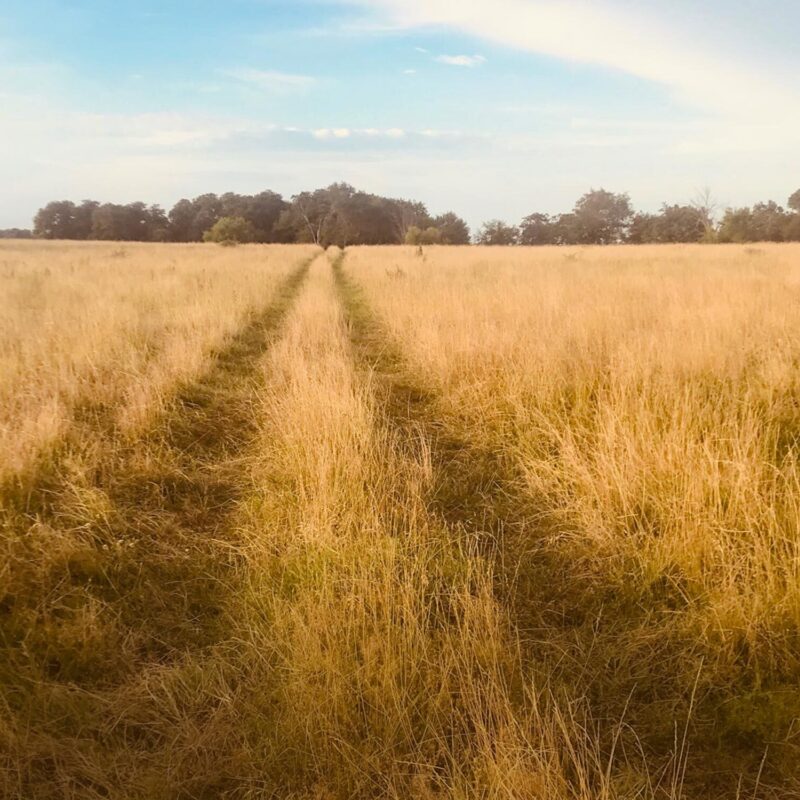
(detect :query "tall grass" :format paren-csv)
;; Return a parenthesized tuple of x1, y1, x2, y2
(227, 251, 622, 798)
(0, 240, 313, 482)
(345, 243, 800, 794)
(3, 240, 798, 797)
(0, 243, 314, 798)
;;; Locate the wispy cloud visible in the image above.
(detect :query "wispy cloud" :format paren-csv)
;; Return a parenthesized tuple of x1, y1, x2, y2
(220, 68, 316, 93)
(435, 54, 486, 67)
(357, 0, 800, 121)
(313, 128, 352, 139)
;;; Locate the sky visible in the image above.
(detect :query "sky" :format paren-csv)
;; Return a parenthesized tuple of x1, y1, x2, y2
(1, 0, 799, 230)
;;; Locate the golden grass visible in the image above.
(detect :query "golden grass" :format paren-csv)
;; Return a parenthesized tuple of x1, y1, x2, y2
(0, 243, 315, 798)
(224, 251, 617, 798)
(345, 242, 800, 794)
(2, 240, 799, 797)
(0, 240, 314, 482)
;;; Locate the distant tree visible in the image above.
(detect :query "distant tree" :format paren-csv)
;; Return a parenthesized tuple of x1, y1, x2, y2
(519, 212, 558, 245)
(405, 225, 442, 245)
(751, 201, 790, 241)
(33, 200, 72, 239)
(34, 201, 87, 239)
(90, 204, 127, 240)
(168, 191, 288, 243)
(784, 213, 800, 242)
(59, 183, 800, 248)
(718, 208, 755, 243)
(168, 199, 197, 242)
(0, 228, 33, 239)
(89, 202, 169, 241)
(784, 190, 800, 242)
(220, 190, 287, 242)
(655, 205, 706, 243)
(389, 199, 431, 242)
(34, 187, 469, 246)
(626, 206, 706, 244)
(340, 191, 399, 245)
(165, 194, 224, 242)
(627, 212, 660, 244)
(404, 225, 423, 245)
(551, 213, 579, 245)
(691, 186, 719, 241)
(76, 200, 100, 238)
(421, 226, 441, 244)
(190, 194, 225, 241)
(407, 225, 443, 245)
(476, 220, 519, 246)
(281, 187, 336, 245)
(430, 212, 470, 244)
(251, 191, 290, 241)
(570, 189, 634, 244)
(203, 216, 257, 244)
(718, 202, 792, 243)
(317, 184, 365, 246)
(275, 184, 432, 247)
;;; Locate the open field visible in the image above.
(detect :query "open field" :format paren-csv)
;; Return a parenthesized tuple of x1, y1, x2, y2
(0, 241, 317, 484)
(1, 240, 799, 798)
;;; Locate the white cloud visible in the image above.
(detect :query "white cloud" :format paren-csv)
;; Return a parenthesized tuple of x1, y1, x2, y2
(312, 128, 357, 140)
(221, 68, 316, 92)
(304, 126, 431, 142)
(357, 0, 800, 122)
(436, 54, 486, 68)
(403, 68, 417, 75)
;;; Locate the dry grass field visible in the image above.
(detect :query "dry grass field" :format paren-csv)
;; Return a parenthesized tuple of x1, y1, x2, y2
(1, 240, 799, 798)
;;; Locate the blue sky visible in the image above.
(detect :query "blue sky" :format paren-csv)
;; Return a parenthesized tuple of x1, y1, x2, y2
(1, 0, 799, 230)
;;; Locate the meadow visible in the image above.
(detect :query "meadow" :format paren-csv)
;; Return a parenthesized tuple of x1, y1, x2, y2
(1, 239, 799, 798)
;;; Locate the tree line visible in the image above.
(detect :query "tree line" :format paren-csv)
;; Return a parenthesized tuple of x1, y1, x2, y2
(26, 184, 470, 247)
(0, 228, 34, 239)
(9, 185, 800, 246)
(477, 188, 800, 245)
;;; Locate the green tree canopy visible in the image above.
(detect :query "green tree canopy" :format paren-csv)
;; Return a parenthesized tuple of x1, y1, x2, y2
(476, 220, 519, 246)
(405, 226, 442, 245)
(519, 213, 558, 245)
(203, 216, 257, 244)
(718, 202, 793, 243)
(431, 212, 470, 244)
(571, 189, 634, 244)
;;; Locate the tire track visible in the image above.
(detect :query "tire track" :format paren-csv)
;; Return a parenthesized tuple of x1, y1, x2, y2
(330, 252, 550, 620)
(0, 255, 313, 689)
(330, 253, 684, 797)
(330, 252, 791, 800)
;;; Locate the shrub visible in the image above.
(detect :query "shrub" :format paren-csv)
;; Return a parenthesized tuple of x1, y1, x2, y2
(405, 226, 442, 246)
(203, 216, 257, 245)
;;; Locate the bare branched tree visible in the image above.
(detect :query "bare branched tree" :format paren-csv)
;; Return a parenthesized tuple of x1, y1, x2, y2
(691, 186, 719, 240)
